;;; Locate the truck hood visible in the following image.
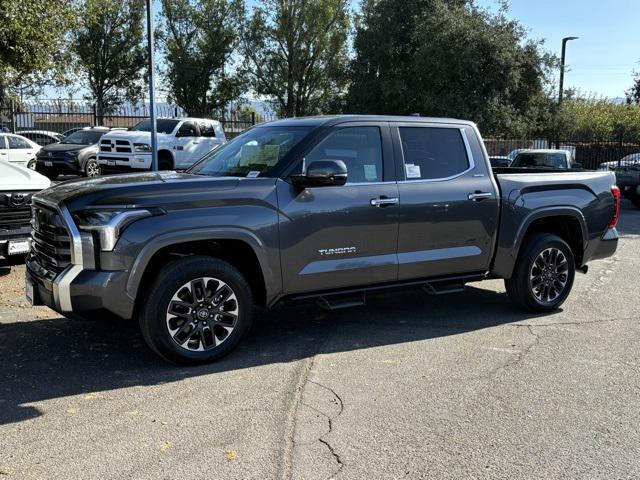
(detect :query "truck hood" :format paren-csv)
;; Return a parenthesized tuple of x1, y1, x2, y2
(101, 130, 164, 143)
(33, 172, 275, 212)
(0, 162, 51, 191)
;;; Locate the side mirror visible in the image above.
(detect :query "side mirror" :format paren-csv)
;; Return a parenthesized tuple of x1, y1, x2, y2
(291, 160, 348, 188)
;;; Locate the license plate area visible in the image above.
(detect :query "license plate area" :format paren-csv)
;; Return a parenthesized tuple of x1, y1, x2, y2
(8, 239, 31, 255)
(45, 161, 53, 167)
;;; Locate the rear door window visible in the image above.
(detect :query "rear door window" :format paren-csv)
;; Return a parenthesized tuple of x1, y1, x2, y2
(398, 127, 469, 180)
(198, 121, 217, 138)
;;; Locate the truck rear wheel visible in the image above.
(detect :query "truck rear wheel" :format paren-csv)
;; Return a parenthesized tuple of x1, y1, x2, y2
(139, 255, 253, 365)
(505, 233, 575, 312)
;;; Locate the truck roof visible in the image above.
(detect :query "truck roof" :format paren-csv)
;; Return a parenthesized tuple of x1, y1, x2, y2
(262, 115, 476, 128)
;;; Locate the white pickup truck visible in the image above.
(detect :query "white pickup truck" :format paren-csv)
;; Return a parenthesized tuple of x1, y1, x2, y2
(97, 118, 226, 173)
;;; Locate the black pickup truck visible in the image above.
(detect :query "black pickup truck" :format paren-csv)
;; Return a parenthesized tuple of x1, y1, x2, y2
(26, 116, 620, 364)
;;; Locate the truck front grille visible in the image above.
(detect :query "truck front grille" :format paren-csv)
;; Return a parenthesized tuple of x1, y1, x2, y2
(0, 193, 35, 230)
(100, 139, 133, 153)
(30, 204, 72, 275)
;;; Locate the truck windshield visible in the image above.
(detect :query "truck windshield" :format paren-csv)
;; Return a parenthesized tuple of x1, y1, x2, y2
(131, 119, 180, 134)
(511, 152, 567, 169)
(188, 126, 312, 177)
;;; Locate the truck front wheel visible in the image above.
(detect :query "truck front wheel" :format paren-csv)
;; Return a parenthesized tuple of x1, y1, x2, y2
(505, 233, 575, 312)
(139, 256, 254, 365)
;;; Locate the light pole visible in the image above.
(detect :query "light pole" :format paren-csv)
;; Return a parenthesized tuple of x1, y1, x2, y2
(145, 0, 158, 172)
(558, 36, 579, 105)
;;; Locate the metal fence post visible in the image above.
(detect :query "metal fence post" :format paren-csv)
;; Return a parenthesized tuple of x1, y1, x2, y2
(10, 99, 16, 133)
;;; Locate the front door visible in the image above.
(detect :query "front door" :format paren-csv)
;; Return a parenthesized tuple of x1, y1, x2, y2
(393, 123, 500, 280)
(7, 135, 35, 166)
(278, 124, 399, 294)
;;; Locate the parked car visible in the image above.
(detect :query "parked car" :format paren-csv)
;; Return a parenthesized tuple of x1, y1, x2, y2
(598, 152, 640, 171)
(509, 149, 580, 170)
(97, 118, 226, 173)
(61, 127, 86, 138)
(35, 126, 114, 179)
(0, 133, 41, 169)
(612, 154, 640, 208)
(489, 155, 511, 167)
(27, 115, 620, 365)
(17, 130, 64, 146)
(0, 162, 50, 260)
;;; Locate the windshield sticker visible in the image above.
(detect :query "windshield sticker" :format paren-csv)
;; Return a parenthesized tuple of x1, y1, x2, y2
(363, 164, 377, 181)
(405, 164, 421, 179)
(246, 171, 261, 178)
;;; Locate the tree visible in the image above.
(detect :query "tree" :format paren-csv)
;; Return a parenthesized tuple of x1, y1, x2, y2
(348, 0, 556, 137)
(0, 1, 74, 105)
(626, 71, 640, 105)
(160, 0, 244, 117)
(73, 0, 146, 124)
(241, 0, 350, 117)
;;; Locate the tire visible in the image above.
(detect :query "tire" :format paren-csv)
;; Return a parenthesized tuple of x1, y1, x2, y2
(84, 157, 101, 177)
(139, 255, 253, 365)
(629, 192, 640, 209)
(504, 233, 575, 312)
(27, 159, 36, 170)
(158, 153, 173, 171)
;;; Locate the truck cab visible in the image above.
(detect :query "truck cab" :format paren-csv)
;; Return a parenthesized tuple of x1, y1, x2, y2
(97, 118, 226, 173)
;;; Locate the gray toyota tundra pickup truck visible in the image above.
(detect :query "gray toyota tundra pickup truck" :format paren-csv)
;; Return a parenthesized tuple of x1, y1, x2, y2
(25, 116, 620, 364)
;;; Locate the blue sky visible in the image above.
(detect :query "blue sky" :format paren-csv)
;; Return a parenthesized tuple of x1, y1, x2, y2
(477, 0, 639, 98)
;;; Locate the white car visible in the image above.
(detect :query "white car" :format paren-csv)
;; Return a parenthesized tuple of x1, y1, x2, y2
(598, 153, 640, 171)
(97, 118, 226, 173)
(17, 130, 65, 146)
(0, 162, 51, 259)
(510, 149, 577, 169)
(0, 133, 41, 169)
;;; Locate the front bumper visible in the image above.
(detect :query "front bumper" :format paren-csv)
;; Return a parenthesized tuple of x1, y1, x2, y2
(98, 153, 150, 173)
(26, 256, 134, 319)
(0, 226, 31, 256)
(36, 156, 83, 175)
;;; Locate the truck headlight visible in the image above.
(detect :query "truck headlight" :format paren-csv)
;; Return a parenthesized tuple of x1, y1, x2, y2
(73, 209, 158, 251)
(134, 143, 151, 152)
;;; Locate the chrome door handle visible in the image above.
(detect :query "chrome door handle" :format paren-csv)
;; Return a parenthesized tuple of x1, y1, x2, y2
(468, 192, 492, 201)
(370, 197, 399, 207)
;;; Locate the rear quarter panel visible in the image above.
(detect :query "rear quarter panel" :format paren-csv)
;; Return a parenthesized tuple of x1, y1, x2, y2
(492, 171, 616, 278)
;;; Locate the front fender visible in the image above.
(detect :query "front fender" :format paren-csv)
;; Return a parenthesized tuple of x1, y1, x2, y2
(124, 227, 279, 303)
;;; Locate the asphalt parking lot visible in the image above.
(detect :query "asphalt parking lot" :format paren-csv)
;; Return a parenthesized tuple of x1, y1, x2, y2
(1, 204, 639, 480)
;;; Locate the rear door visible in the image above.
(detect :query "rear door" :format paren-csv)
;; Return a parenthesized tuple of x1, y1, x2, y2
(0, 135, 8, 163)
(173, 121, 201, 167)
(277, 122, 400, 293)
(194, 120, 223, 161)
(393, 123, 499, 280)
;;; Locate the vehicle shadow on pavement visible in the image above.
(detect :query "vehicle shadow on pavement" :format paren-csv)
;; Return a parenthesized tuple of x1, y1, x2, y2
(0, 284, 550, 426)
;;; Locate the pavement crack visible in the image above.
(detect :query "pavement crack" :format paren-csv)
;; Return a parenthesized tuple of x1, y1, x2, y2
(303, 380, 345, 479)
(281, 355, 315, 480)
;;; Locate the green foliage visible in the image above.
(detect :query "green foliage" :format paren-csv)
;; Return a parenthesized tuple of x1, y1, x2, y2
(73, 0, 146, 121)
(240, 0, 350, 117)
(626, 71, 640, 105)
(552, 96, 640, 143)
(348, 0, 556, 137)
(0, 0, 74, 104)
(160, 0, 244, 116)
